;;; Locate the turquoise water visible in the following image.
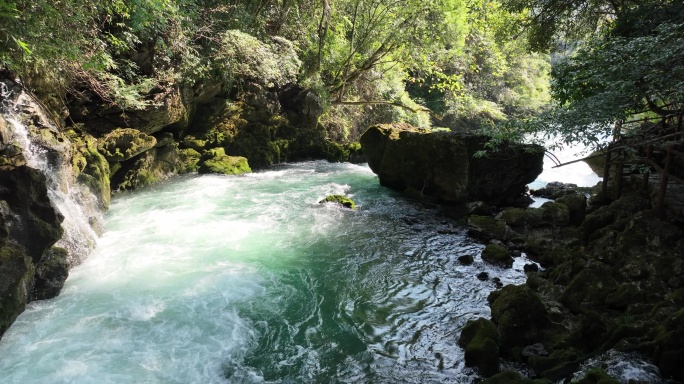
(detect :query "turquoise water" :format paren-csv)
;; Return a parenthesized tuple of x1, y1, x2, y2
(0, 162, 532, 383)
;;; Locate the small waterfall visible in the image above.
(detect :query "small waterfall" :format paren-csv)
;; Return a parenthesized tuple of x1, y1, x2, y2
(0, 80, 103, 266)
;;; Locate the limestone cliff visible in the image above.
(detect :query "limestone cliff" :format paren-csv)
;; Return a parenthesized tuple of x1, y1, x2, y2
(360, 123, 544, 205)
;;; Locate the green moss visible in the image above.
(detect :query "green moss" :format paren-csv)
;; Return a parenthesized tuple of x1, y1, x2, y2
(468, 215, 507, 241)
(540, 202, 570, 226)
(98, 128, 157, 162)
(319, 195, 356, 210)
(198, 148, 252, 175)
(178, 148, 201, 173)
(560, 262, 617, 313)
(482, 244, 513, 268)
(68, 131, 111, 208)
(458, 317, 501, 378)
(488, 285, 550, 353)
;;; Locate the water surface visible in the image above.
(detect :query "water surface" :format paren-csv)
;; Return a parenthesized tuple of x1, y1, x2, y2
(0, 162, 532, 383)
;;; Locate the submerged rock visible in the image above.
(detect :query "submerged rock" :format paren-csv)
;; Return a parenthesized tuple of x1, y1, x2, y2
(481, 244, 514, 268)
(359, 123, 543, 204)
(319, 195, 356, 210)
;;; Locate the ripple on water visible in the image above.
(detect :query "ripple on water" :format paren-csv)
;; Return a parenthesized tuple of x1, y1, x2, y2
(0, 161, 533, 383)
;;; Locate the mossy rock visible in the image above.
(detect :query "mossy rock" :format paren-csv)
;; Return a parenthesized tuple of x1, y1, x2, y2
(560, 262, 617, 313)
(528, 348, 583, 382)
(649, 308, 684, 381)
(0, 245, 34, 338)
(480, 370, 552, 384)
(31, 246, 68, 301)
(458, 317, 501, 377)
(498, 207, 541, 228)
(178, 148, 201, 173)
(181, 136, 208, 151)
(488, 285, 550, 353)
(482, 244, 514, 268)
(540, 202, 570, 226)
(556, 194, 587, 226)
(570, 368, 619, 384)
(458, 254, 475, 265)
(319, 195, 356, 210)
(68, 131, 111, 209)
(98, 128, 157, 162)
(468, 215, 507, 241)
(197, 148, 251, 175)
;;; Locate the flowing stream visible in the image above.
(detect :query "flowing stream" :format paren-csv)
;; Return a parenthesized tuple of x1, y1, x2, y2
(0, 161, 534, 383)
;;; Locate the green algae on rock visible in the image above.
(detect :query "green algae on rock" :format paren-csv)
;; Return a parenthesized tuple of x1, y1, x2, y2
(319, 195, 356, 210)
(197, 148, 251, 175)
(458, 317, 501, 377)
(482, 243, 514, 268)
(98, 128, 157, 162)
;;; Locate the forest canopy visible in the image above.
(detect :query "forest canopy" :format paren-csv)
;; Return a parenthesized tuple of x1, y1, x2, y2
(1, 0, 679, 146)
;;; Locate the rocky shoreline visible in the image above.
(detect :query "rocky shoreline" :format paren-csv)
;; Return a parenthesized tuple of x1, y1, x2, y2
(460, 180, 684, 383)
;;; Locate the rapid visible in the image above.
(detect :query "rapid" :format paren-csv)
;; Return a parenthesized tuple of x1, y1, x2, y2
(0, 161, 534, 383)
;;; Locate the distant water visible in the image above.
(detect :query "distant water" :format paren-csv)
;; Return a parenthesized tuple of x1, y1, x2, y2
(0, 161, 535, 383)
(529, 143, 602, 190)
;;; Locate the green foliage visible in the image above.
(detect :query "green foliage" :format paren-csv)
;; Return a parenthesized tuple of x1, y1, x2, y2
(212, 30, 300, 89)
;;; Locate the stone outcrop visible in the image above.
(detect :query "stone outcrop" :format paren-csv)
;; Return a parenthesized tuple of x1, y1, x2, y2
(0, 165, 64, 337)
(462, 180, 684, 382)
(359, 123, 544, 205)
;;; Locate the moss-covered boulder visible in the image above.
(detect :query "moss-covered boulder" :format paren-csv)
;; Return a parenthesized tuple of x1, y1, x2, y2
(556, 194, 587, 226)
(359, 123, 544, 204)
(319, 195, 356, 210)
(178, 148, 201, 173)
(560, 262, 617, 313)
(528, 348, 584, 382)
(540, 202, 570, 226)
(197, 148, 251, 175)
(110, 145, 182, 190)
(458, 317, 501, 377)
(98, 128, 157, 162)
(68, 131, 111, 209)
(489, 285, 550, 354)
(468, 215, 508, 241)
(482, 244, 514, 268)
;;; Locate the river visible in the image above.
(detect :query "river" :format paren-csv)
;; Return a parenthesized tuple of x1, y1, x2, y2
(0, 161, 535, 383)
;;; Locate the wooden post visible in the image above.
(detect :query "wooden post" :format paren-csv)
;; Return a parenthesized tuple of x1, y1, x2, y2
(642, 145, 653, 191)
(658, 146, 674, 215)
(614, 158, 623, 198)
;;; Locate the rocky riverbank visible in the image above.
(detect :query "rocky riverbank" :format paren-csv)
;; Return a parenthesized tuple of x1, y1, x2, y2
(460, 180, 684, 383)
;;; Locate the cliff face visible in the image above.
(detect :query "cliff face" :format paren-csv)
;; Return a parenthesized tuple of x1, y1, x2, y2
(360, 123, 544, 205)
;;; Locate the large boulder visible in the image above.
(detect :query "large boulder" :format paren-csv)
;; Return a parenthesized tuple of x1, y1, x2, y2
(359, 124, 543, 204)
(98, 128, 157, 162)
